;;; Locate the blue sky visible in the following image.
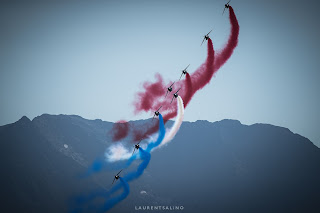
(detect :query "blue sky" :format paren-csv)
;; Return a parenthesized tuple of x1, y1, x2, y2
(1, 0, 319, 147)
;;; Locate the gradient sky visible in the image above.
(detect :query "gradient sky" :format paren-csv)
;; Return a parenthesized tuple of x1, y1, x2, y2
(1, 0, 319, 147)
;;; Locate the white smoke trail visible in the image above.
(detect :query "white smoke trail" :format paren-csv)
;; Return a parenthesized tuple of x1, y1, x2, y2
(105, 136, 152, 162)
(158, 96, 184, 148)
(105, 96, 184, 162)
(105, 143, 133, 162)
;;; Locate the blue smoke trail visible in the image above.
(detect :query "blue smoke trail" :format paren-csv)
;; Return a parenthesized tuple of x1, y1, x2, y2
(114, 113, 164, 167)
(98, 177, 130, 212)
(72, 177, 129, 213)
(108, 113, 164, 170)
(72, 148, 151, 212)
(114, 113, 164, 170)
(145, 114, 165, 152)
(124, 148, 151, 181)
(115, 114, 164, 169)
(78, 158, 105, 178)
(73, 114, 164, 212)
(105, 148, 151, 195)
(81, 114, 165, 176)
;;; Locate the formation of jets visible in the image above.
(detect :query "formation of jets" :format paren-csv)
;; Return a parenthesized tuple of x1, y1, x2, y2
(148, 0, 233, 119)
(110, 1, 232, 186)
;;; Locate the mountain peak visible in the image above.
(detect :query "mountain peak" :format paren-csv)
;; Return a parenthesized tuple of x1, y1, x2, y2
(12, 116, 32, 127)
(18, 116, 31, 123)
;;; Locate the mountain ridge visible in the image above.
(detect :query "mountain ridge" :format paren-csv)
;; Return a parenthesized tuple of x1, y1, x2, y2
(6, 114, 316, 148)
(0, 114, 319, 213)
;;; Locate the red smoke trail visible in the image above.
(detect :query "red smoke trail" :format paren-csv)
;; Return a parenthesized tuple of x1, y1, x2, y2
(182, 73, 193, 107)
(132, 38, 215, 140)
(132, 121, 158, 141)
(134, 38, 214, 115)
(214, 6, 239, 71)
(134, 73, 166, 114)
(187, 39, 215, 93)
(110, 6, 239, 142)
(108, 120, 130, 141)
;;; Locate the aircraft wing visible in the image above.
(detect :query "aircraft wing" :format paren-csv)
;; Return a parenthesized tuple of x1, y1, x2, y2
(137, 139, 142, 145)
(201, 37, 205, 46)
(116, 169, 123, 176)
(170, 96, 174, 104)
(179, 72, 184, 80)
(132, 148, 136, 156)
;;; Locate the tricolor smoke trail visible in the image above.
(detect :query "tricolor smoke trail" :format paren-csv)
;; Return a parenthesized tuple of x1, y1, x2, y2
(82, 112, 167, 178)
(105, 114, 165, 162)
(108, 6, 239, 142)
(77, 5, 240, 212)
(106, 96, 184, 162)
(80, 99, 181, 210)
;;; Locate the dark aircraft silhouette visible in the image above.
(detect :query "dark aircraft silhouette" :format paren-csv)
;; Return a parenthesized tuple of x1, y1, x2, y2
(165, 82, 175, 97)
(223, 0, 231, 15)
(152, 106, 162, 120)
(112, 170, 123, 185)
(132, 139, 143, 155)
(201, 30, 212, 46)
(171, 88, 181, 104)
(179, 64, 190, 80)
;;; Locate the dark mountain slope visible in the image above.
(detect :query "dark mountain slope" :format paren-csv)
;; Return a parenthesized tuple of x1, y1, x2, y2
(149, 120, 320, 213)
(0, 116, 100, 213)
(0, 115, 319, 213)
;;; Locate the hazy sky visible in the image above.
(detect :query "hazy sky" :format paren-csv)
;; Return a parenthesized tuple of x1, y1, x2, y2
(1, 0, 319, 147)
